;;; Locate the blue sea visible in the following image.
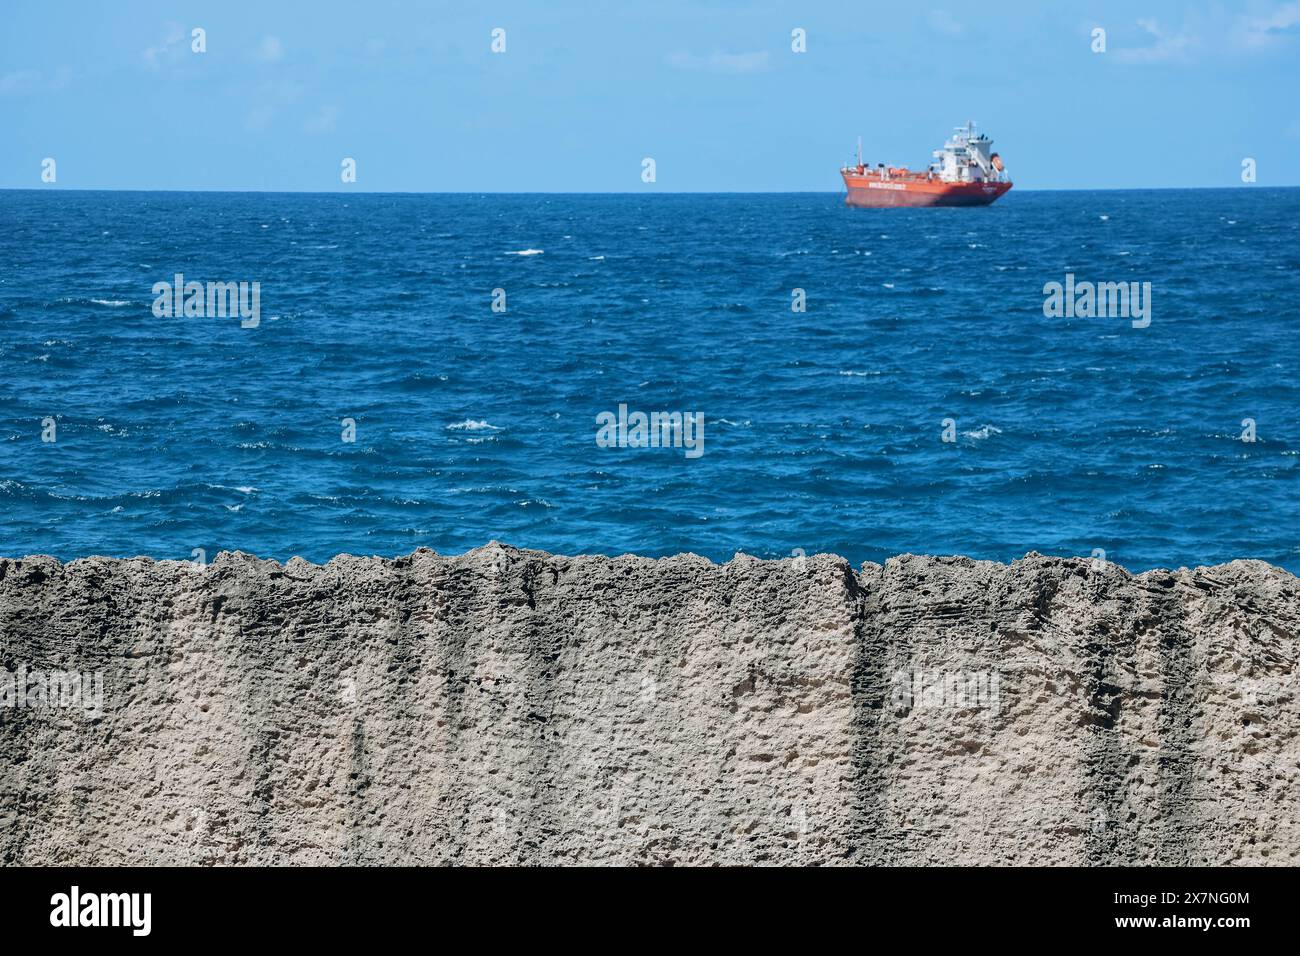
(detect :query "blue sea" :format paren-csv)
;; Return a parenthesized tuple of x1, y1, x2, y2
(2, 188, 1297, 570)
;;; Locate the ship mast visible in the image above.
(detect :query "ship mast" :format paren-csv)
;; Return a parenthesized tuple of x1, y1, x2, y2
(857, 136, 862, 167)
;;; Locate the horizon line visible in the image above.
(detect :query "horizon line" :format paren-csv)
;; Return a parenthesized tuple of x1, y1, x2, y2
(4, 185, 1296, 196)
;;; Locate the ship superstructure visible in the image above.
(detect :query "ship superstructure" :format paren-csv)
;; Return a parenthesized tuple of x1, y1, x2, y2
(841, 122, 1013, 208)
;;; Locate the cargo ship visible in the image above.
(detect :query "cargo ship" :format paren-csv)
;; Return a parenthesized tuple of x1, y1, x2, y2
(841, 122, 1012, 208)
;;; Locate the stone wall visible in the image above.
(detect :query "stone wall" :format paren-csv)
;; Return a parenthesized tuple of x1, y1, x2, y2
(1, 547, 1296, 865)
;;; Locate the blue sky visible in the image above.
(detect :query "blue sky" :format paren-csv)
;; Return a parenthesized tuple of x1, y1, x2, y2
(3, 0, 1299, 191)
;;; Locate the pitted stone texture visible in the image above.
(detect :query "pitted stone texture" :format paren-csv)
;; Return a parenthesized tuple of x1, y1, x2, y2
(0, 547, 1295, 865)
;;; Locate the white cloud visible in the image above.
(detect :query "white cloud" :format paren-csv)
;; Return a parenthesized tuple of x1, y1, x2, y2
(304, 105, 340, 134)
(665, 50, 770, 75)
(245, 104, 276, 132)
(256, 35, 284, 63)
(142, 24, 186, 68)
(1108, 3, 1299, 63)
(1232, 0, 1300, 49)
(1114, 18, 1196, 64)
(928, 10, 964, 36)
(2, 67, 73, 94)
(0, 70, 41, 95)
(243, 79, 303, 131)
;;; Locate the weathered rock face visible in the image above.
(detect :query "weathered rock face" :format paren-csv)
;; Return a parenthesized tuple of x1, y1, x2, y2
(1, 547, 1296, 866)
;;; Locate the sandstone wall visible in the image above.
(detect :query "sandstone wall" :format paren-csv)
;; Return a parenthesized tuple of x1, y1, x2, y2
(1, 547, 1296, 865)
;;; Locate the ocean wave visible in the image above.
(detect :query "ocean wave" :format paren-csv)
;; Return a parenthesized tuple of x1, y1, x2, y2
(2, 189, 1295, 573)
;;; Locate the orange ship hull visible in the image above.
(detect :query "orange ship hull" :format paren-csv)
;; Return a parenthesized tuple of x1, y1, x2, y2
(841, 170, 1012, 207)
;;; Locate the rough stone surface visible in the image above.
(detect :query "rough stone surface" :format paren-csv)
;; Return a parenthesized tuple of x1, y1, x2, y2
(1, 546, 1296, 865)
